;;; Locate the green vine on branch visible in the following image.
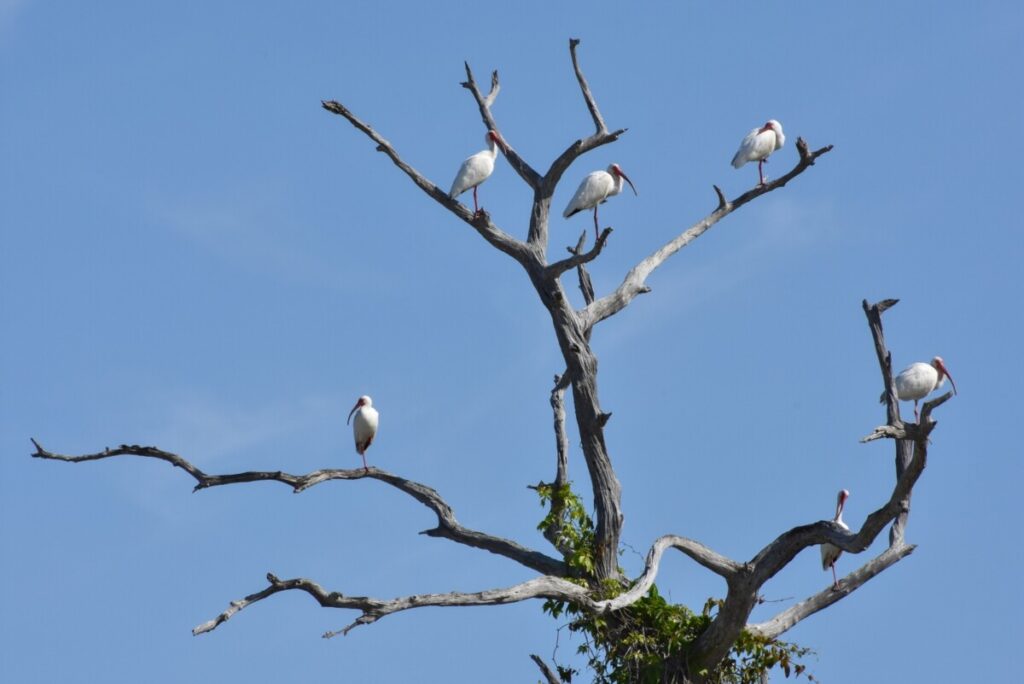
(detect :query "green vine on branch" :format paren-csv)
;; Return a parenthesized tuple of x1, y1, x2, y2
(535, 485, 816, 683)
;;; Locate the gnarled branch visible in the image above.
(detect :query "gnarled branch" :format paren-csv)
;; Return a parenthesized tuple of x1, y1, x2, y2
(582, 138, 834, 331)
(747, 542, 916, 640)
(31, 440, 566, 577)
(194, 572, 589, 638)
(531, 654, 561, 684)
(594, 535, 741, 612)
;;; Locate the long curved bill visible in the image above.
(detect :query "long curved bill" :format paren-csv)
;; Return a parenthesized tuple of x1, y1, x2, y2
(618, 168, 638, 195)
(347, 402, 359, 425)
(936, 360, 958, 395)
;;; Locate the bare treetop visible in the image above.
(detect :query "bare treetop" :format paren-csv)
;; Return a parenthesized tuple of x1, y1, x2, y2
(32, 39, 954, 684)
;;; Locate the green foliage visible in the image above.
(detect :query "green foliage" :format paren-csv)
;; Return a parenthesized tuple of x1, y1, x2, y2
(535, 486, 815, 683)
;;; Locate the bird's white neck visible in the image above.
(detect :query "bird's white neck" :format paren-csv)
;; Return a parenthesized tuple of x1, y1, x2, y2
(486, 138, 499, 158)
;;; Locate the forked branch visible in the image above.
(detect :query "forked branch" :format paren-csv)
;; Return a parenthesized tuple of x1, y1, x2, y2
(30, 440, 566, 576)
(461, 63, 542, 189)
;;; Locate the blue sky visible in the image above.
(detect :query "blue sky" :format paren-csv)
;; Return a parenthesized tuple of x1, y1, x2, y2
(2, 2, 1022, 682)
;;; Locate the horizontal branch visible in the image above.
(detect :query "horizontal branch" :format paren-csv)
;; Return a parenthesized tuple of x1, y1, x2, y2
(746, 542, 916, 640)
(594, 535, 742, 612)
(460, 63, 542, 189)
(582, 138, 834, 331)
(30, 440, 566, 576)
(320, 100, 529, 263)
(193, 572, 588, 638)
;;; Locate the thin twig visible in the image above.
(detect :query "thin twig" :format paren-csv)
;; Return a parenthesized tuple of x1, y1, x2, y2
(569, 38, 607, 134)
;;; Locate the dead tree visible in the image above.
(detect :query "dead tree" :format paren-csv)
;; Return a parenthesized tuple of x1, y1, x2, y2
(32, 41, 952, 683)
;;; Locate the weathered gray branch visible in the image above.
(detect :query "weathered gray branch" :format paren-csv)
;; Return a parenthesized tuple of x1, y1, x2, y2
(861, 298, 917, 546)
(747, 542, 916, 640)
(194, 572, 589, 638)
(583, 139, 834, 331)
(320, 99, 529, 263)
(594, 535, 741, 612)
(460, 63, 542, 190)
(685, 299, 946, 672)
(546, 227, 613, 279)
(531, 654, 562, 684)
(30, 440, 566, 576)
(569, 38, 607, 134)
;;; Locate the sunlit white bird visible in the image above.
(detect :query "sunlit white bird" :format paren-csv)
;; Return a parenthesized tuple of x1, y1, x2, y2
(563, 163, 637, 240)
(449, 130, 509, 214)
(346, 395, 379, 472)
(731, 120, 785, 186)
(820, 489, 850, 590)
(884, 356, 958, 422)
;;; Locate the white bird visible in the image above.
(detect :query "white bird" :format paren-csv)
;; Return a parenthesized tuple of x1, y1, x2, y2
(346, 395, 379, 472)
(886, 356, 958, 422)
(820, 489, 850, 590)
(449, 130, 508, 214)
(731, 120, 785, 186)
(562, 163, 637, 240)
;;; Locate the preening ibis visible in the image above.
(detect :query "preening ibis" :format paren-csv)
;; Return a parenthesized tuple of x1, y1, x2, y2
(449, 130, 508, 214)
(347, 395, 379, 472)
(884, 356, 958, 422)
(731, 120, 785, 186)
(820, 489, 850, 590)
(563, 163, 637, 240)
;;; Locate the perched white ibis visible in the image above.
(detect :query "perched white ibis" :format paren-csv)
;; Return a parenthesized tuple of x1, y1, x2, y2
(449, 130, 509, 214)
(885, 356, 958, 422)
(731, 120, 785, 186)
(346, 395, 379, 472)
(562, 163, 637, 240)
(820, 489, 850, 590)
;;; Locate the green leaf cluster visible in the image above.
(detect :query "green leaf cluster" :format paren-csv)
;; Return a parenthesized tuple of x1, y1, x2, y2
(535, 486, 815, 683)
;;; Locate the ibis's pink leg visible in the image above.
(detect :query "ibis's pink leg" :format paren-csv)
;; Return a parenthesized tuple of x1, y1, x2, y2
(472, 186, 480, 213)
(913, 401, 920, 423)
(593, 207, 600, 241)
(758, 159, 766, 186)
(831, 563, 840, 590)
(361, 453, 368, 473)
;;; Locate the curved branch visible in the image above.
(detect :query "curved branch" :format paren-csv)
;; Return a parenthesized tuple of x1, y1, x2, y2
(595, 535, 741, 612)
(193, 572, 589, 638)
(320, 100, 529, 263)
(460, 63, 542, 190)
(746, 542, 916, 640)
(582, 139, 834, 331)
(30, 440, 566, 576)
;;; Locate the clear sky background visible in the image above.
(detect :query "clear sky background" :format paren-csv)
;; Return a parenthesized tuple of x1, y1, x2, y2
(2, 2, 1022, 682)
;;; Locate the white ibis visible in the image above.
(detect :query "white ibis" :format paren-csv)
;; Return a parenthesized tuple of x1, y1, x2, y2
(562, 163, 637, 240)
(820, 489, 850, 590)
(346, 395, 379, 472)
(731, 120, 785, 186)
(885, 356, 958, 422)
(449, 130, 509, 214)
